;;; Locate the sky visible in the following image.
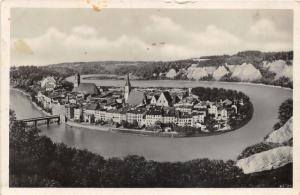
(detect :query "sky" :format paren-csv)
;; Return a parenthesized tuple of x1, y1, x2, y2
(11, 8, 293, 66)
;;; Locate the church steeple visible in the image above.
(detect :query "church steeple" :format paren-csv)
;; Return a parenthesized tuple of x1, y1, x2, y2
(125, 73, 131, 88)
(74, 73, 80, 88)
(124, 73, 131, 103)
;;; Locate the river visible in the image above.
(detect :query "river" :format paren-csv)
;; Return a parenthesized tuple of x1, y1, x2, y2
(10, 79, 292, 162)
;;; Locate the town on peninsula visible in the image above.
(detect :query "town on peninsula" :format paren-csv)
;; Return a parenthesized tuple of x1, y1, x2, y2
(23, 72, 253, 137)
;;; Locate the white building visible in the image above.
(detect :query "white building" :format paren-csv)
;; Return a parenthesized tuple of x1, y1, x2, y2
(41, 76, 56, 91)
(83, 104, 99, 123)
(177, 115, 193, 127)
(74, 108, 83, 121)
(156, 91, 173, 107)
(150, 95, 159, 105)
(192, 113, 205, 124)
(208, 104, 218, 116)
(144, 110, 163, 127)
(95, 109, 107, 121)
(216, 108, 228, 121)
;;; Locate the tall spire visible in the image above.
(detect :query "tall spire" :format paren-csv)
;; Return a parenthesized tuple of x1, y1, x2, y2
(74, 72, 80, 88)
(124, 73, 131, 103)
(125, 73, 131, 87)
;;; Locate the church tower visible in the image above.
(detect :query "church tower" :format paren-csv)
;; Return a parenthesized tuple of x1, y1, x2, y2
(124, 73, 131, 103)
(74, 73, 80, 88)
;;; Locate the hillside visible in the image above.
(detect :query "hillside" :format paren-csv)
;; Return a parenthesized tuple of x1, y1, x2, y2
(236, 99, 293, 175)
(14, 50, 293, 88)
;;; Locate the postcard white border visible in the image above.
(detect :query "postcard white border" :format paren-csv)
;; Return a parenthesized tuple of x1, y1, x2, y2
(1, 0, 300, 195)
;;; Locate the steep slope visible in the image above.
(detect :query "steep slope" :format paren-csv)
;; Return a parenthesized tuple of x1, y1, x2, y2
(236, 146, 292, 174)
(213, 66, 229, 80)
(237, 116, 293, 174)
(204, 66, 217, 75)
(166, 68, 177, 79)
(265, 117, 293, 144)
(186, 65, 208, 80)
(231, 63, 262, 81)
(263, 60, 293, 80)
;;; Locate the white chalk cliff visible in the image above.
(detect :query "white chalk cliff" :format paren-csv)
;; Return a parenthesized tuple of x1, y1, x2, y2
(204, 66, 217, 75)
(237, 117, 293, 174)
(166, 68, 177, 79)
(231, 63, 262, 81)
(265, 117, 293, 144)
(236, 146, 292, 174)
(213, 66, 229, 80)
(187, 65, 208, 80)
(263, 60, 293, 80)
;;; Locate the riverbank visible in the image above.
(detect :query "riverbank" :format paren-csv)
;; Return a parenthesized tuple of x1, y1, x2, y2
(66, 121, 111, 132)
(10, 87, 52, 117)
(66, 121, 236, 138)
(66, 121, 184, 137)
(71, 75, 293, 91)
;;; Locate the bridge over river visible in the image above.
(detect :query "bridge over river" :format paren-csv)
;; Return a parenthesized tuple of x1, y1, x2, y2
(17, 115, 60, 126)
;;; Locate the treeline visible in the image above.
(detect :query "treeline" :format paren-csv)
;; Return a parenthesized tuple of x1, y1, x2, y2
(191, 87, 249, 102)
(114, 60, 193, 79)
(11, 50, 293, 88)
(10, 66, 74, 87)
(10, 66, 74, 101)
(10, 109, 291, 187)
(191, 87, 253, 130)
(273, 98, 293, 130)
(200, 51, 293, 67)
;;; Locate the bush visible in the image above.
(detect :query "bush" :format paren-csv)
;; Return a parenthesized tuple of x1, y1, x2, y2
(237, 142, 281, 160)
(9, 109, 292, 187)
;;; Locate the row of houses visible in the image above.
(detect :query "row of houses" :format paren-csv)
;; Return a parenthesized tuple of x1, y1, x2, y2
(36, 73, 238, 131)
(64, 103, 209, 128)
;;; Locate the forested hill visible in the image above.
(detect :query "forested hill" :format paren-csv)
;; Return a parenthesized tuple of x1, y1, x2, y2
(12, 50, 293, 88)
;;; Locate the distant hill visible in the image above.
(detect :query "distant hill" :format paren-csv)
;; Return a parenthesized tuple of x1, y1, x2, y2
(15, 50, 293, 88)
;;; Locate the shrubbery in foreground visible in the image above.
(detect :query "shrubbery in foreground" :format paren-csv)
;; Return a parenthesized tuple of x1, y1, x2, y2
(9, 110, 292, 187)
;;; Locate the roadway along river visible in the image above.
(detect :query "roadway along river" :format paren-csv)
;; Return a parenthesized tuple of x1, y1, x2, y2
(10, 78, 292, 162)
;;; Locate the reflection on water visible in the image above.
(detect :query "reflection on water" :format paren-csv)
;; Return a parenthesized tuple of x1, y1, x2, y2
(10, 81, 292, 162)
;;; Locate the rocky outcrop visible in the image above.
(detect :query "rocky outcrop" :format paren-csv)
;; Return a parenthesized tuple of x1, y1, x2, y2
(236, 146, 292, 174)
(204, 66, 216, 75)
(186, 63, 262, 81)
(276, 65, 293, 80)
(265, 117, 293, 144)
(237, 117, 293, 174)
(186, 65, 208, 80)
(166, 68, 177, 79)
(263, 60, 293, 80)
(231, 63, 262, 81)
(213, 66, 229, 80)
(226, 64, 238, 72)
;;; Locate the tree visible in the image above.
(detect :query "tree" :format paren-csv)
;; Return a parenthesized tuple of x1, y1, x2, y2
(132, 120, 139, 128)
(278, 98, 293, 125)
(121, 120, 129, 128)
(61, 80, 74, 91)
(204, 114, 218, 132)
(273, 98, 293, 130)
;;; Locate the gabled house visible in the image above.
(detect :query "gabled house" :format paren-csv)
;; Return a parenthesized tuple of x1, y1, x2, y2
(150, 95, 159, 105)
(156, 91, 173, 107)
(84, 103, 99, 123)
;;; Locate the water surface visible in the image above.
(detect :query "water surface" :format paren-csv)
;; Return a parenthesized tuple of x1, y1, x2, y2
(10, 79, 292, 162)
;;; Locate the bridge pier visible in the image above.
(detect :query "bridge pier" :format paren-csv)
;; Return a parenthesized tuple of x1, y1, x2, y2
(34, 121, 37, 127)
(47, 119, 50, 126)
